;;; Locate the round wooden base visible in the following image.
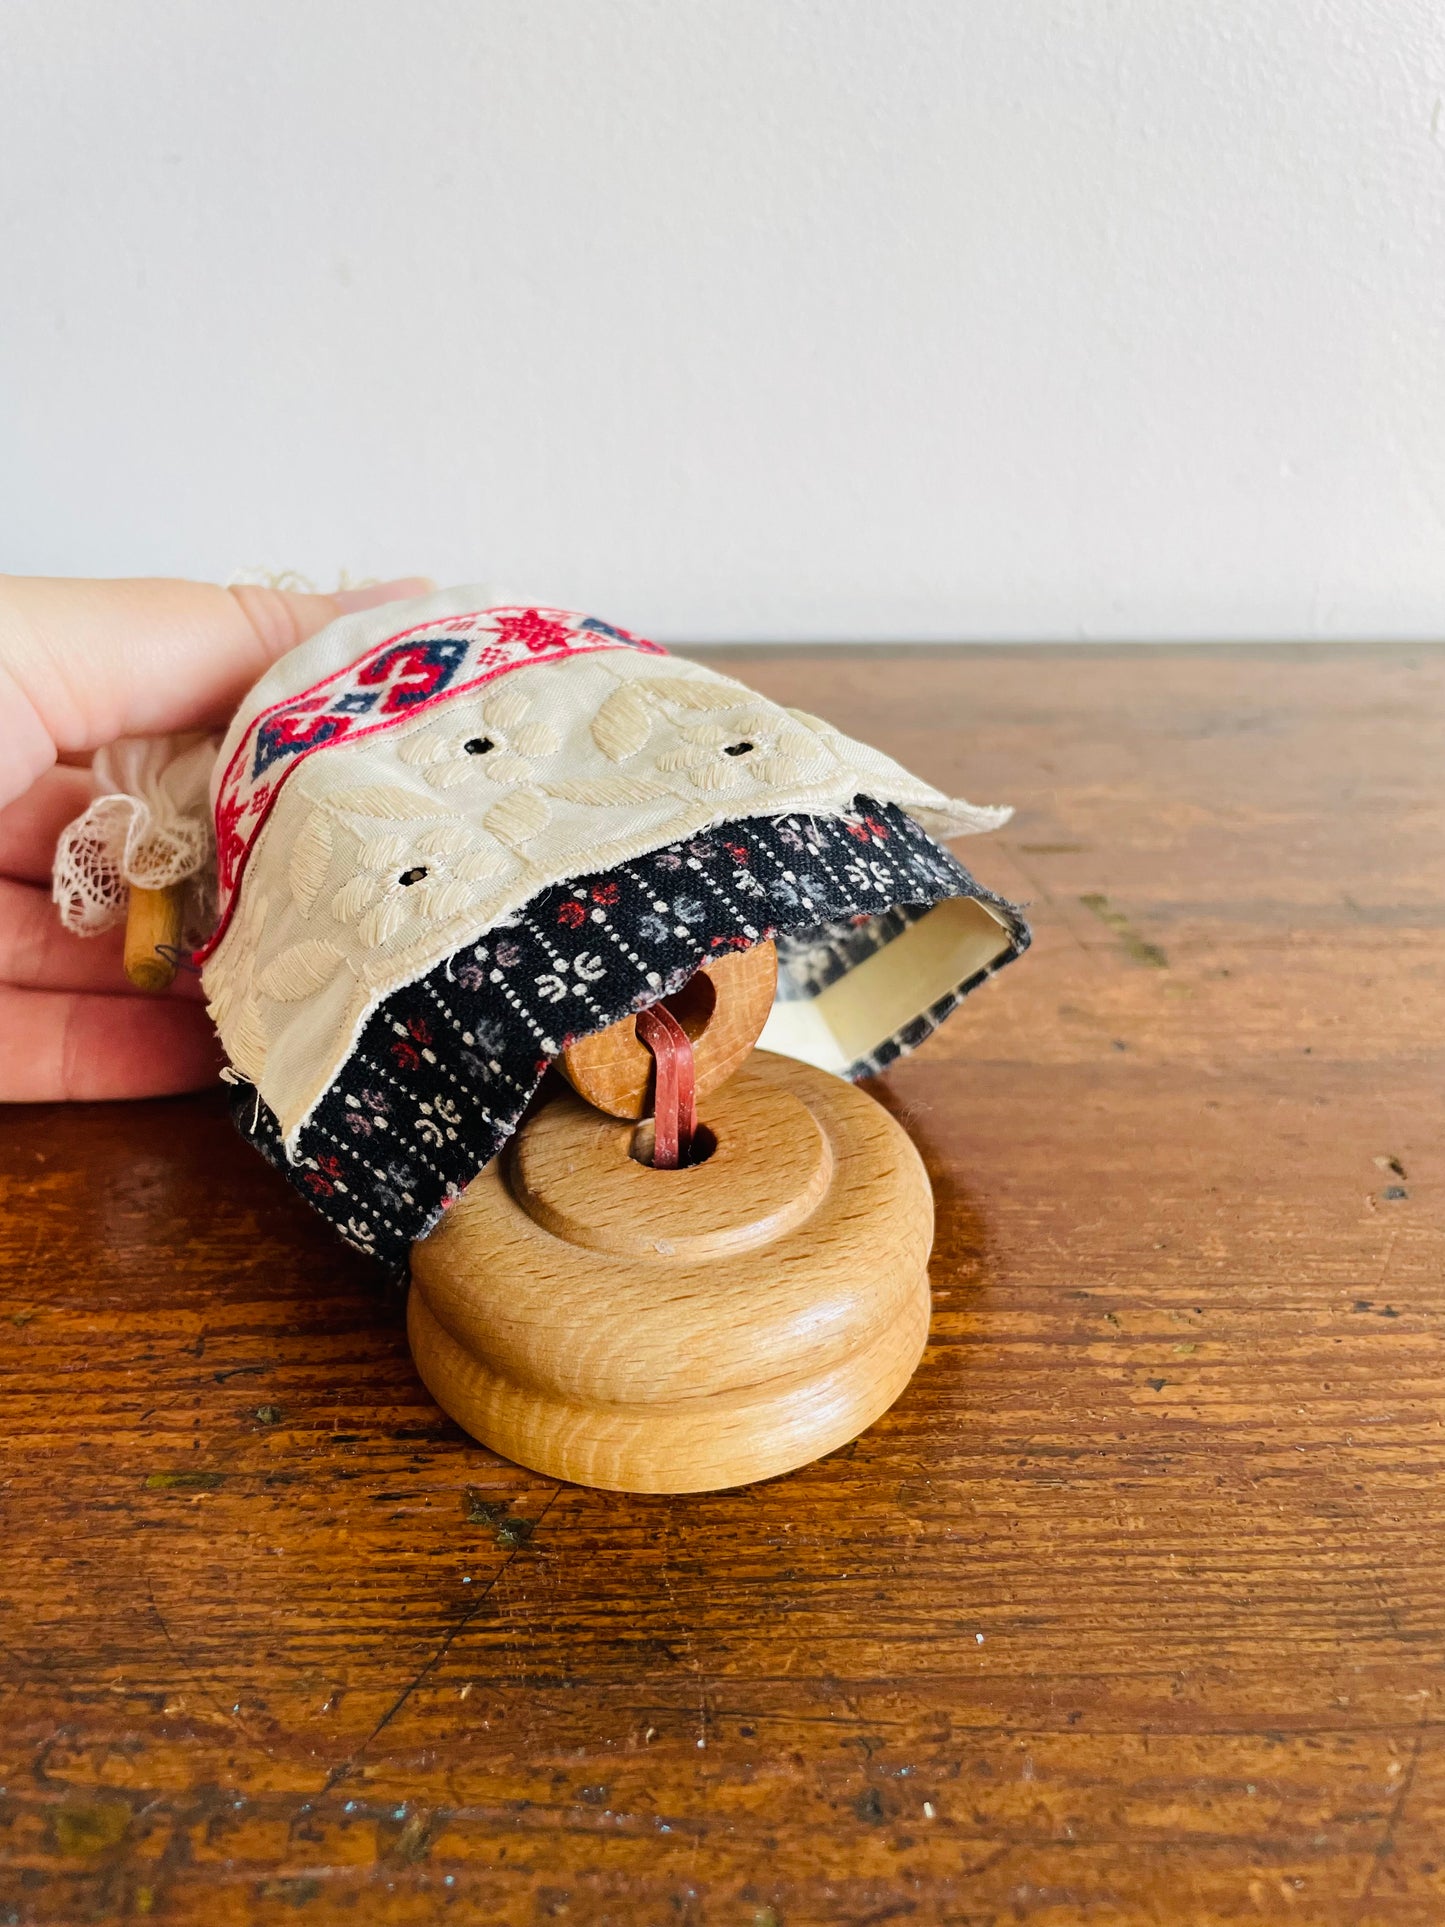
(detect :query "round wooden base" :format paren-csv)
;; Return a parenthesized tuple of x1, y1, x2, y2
(408, 1050, 935, 1493)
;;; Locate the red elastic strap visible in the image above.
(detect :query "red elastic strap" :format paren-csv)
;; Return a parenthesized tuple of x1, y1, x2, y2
(635, 1003, 697, 1169)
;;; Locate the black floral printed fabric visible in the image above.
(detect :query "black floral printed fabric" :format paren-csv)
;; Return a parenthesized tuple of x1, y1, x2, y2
(232, 797, 1028, 1266)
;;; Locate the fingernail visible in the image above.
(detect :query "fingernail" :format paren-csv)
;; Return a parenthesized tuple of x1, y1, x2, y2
(332, 576, 435, 613)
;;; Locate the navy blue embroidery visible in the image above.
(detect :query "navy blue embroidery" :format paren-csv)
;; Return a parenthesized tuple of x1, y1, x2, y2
(252, 711, 348, 779)
(355, 634, 469, 709)
(249, 637, 472, 778)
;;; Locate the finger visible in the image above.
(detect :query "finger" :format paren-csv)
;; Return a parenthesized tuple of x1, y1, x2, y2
(0, 765, 97, 882)
(0, 877, 205, 997)
(0, 985, 223, 1100)
(0, 575, 434, 808)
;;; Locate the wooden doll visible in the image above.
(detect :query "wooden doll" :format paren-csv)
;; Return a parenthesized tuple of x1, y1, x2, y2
(53, 591, 1030, 1491)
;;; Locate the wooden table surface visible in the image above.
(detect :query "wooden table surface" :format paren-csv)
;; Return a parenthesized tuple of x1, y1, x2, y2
(2, 645, 1443, 1926)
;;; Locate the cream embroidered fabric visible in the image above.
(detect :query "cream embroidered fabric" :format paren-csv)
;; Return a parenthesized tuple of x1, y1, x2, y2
(195, 590, 1010, 1154)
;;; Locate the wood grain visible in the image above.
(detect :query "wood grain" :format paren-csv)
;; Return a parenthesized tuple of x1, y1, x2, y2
(122, 885, 182, 992)
(2, 644, 1443, 1924)
(410, 1051, 933, 1493)
(559, 940, 778, 1119)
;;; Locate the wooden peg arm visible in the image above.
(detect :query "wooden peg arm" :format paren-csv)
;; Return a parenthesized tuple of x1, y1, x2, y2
(123, 885, 184, 992)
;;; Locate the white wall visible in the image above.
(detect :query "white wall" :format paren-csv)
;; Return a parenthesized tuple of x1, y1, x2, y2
(2, 1, 1442, 642)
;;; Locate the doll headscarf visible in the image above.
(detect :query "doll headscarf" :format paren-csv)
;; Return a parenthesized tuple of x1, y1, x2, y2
(59, 586, 1029, 1261)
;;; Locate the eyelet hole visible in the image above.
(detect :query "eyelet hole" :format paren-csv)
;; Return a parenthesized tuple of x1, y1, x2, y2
(629, 1121, 718, 1169)
(464, 737, 495, 756)
(398, 866, 428, 887)
(722, 741, 754, 757)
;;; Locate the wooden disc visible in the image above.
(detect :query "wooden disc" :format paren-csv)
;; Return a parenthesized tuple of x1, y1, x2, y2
(558, 940, 778, 1119)
(408, 1050, 934, 1493)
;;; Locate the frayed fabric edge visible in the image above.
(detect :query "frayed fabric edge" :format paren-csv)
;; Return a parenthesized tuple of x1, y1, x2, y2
(260, 789, 1009, 1160)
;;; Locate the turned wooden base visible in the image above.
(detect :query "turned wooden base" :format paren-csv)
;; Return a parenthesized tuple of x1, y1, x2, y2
(408, 1050, 935, 1493)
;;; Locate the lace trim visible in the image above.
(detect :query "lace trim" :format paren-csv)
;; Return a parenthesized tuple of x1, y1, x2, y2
(52, 734, 218, 938)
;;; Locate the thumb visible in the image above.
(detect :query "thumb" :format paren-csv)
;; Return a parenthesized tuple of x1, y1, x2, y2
(0, 574, 433, 809)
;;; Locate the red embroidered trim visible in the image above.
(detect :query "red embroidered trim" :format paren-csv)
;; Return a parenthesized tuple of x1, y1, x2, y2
(196, 607, 663, 962)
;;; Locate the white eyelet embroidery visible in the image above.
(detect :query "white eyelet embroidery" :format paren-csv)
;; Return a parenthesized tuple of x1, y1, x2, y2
(255, 938, 347, 1002)
(202, 637, 1009, 1150)
(288, 811, 334, 916)
(325, 806, 512, 950)
(652, 712, 826, 792)
(591, 683, 653, 760)
(483, 787, 553, 848)
(399, 690, 563, 793)
(203, 886, 273, 1083)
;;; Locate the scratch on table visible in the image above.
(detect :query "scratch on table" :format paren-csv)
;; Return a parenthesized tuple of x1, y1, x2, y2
(317, 1482, 564, 1797)
(1079, 893, 1169, 968)
(1351, 1717, 1427, 1918)
(144, 1575, 243, 1738)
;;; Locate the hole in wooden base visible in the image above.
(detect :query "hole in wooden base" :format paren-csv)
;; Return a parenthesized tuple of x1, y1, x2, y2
(629, 1121, 718, 1170)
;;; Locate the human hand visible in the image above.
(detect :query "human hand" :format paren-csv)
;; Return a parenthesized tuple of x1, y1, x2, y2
(0, 574, 430, 1101)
